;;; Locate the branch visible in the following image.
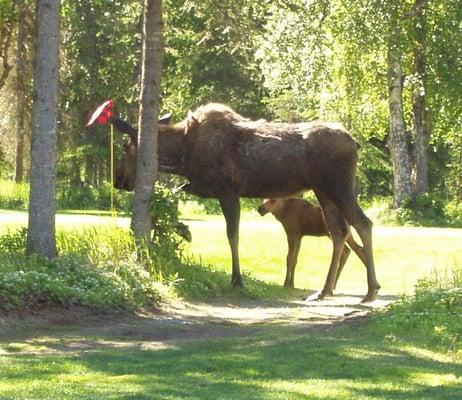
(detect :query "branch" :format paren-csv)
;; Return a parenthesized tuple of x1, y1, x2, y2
(402, 0, 429, 20)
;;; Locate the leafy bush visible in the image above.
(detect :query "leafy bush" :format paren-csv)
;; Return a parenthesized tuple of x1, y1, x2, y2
(395, 194, 449, 227)
(0, 227, 177, 311)
(57, 181, 133, 212)
(150, 183, 189, 261)
(373, 265, 462, 353)
(0, 227, 28, 253)
(0, 179, 29, 210)
(363, 195, 462, 227)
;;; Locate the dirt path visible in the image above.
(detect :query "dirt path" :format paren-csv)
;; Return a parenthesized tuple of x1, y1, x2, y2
(0, 294, 396, 355)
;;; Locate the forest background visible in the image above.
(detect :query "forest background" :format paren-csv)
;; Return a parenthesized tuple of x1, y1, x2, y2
(0, 0, 461, 226)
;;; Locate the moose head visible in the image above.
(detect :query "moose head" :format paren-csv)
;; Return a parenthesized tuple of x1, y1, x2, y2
(111, 113, 174, 191)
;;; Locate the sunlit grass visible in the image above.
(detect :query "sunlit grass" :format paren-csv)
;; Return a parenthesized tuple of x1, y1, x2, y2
(1, 210, 462, 399)
(183, 214, 462, 296)
(0, 323, 461, 400)
(2, 209, 461, 297)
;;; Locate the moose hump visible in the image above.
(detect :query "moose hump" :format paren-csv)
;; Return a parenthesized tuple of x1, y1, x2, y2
(179, 103, 359, 199)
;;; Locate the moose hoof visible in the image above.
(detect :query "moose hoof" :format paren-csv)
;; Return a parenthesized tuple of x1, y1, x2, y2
(304, 290, 330, 302)
(361, 287, 380, 303)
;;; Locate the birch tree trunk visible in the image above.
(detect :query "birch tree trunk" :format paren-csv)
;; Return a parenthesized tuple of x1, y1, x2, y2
(131, 0, 163, 243)
(15, 0, 27, 183)
(27, 0, 61, 258)
(412, 10, 430, 194)
(387, 46, 415, 208)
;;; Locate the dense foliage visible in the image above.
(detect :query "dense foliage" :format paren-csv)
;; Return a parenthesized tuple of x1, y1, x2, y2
(0, 0, 461, 218)
(373, 265, 462, 353)
(0, 227, 173, 310)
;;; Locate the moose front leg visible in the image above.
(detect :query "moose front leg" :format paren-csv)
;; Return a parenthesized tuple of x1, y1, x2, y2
(219, 196, 243, 288)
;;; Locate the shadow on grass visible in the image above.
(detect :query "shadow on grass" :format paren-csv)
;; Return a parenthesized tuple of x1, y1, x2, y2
(1, 324, 461, 400)
(172, 256, 306, 303)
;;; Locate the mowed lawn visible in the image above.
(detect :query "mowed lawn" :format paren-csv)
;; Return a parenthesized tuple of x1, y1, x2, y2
(1, 209, 462, 399)
(184, 213, 462, 296)
(1, 208, 461, 296)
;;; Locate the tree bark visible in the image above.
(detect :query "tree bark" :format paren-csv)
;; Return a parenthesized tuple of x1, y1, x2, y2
(387, 49, 415, 208)
(130, 0, 163, 242)
(412, 10, 430, 194)
(0, 0, 16, 91)
(15, 0, 27, 183)
(27, 0, 61, 258)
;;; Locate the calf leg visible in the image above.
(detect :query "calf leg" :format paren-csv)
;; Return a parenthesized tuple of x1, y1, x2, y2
(285, 234, 302, 288)
(219, 196, 243, 288)
(314, 191, 349, 300)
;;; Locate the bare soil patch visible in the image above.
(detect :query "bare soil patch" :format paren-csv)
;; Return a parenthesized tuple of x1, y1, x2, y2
(0, 293, 396, 355)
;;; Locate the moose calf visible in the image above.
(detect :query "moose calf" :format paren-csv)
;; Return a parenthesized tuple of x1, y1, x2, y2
(257, 197, 366, 292)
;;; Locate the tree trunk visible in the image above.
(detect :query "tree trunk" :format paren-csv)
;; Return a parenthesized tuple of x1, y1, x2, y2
(412, 10, 430, 194)
(131, 0, 163, 243)
(15, 0, 27, 183)
(387, 49, 415, 208)
(0, 0, 16, 91)
(27, 0, 61, 258)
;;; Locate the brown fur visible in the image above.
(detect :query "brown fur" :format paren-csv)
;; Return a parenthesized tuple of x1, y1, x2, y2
(258, 198, 367, 290)
(114, 103, 380, 302)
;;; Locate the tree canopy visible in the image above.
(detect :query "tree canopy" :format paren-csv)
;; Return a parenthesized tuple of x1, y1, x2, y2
(0, 0, 461, 211)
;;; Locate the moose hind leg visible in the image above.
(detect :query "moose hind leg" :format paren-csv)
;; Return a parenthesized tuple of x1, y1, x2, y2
(334, 244, 351, 290)
(219, 196, 243, 288)
(314, 191, 349, 300)
(339, 195, 381, 302)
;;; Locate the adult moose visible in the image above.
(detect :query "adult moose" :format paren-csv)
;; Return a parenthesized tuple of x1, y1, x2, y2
(88, 102, 380, 302)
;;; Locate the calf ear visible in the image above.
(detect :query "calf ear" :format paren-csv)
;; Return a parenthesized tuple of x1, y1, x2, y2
(159, 112, 172, 125)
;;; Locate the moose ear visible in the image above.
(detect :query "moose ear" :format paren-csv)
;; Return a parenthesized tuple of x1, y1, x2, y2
(185, 110, 199, 134)
(159, 112, 172, 125)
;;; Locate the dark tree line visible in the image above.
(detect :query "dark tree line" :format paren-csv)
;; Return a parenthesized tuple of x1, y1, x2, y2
(0, 0, 462, 256)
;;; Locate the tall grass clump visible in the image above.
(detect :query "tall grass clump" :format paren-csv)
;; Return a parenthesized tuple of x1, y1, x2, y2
(57, 181, 133, 212)
(0, 224, 185, 311)
(373, 263, 462, 353)
(0, 179, 29, 209)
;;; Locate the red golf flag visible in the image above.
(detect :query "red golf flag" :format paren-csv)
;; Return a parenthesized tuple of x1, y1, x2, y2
(86, 99, 114, 127)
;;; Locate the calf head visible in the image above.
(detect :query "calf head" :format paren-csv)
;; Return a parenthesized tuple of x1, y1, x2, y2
(257, 198, 285, 216)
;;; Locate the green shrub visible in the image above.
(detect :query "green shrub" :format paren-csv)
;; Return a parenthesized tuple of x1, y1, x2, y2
(150, 183, 188, 260)
(57, 181, 133, 212)
(445, 200, 462, 226)
(0, 227, 28, 253)
(0, 180, 29, 210)
(363, 195, 462, 227)
(0, 254, 169, 310)
(0, 227, 178, 311)
(395, 194, 449, 226)
(373, 265, 462, 353)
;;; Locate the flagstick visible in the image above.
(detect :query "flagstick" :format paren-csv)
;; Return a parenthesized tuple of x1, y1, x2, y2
(110, 123, 115, 217)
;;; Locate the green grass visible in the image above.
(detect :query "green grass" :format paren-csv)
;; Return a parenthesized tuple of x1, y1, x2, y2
(184, 213, 462, 296)
(1, 209, 461, 298)
(1, 210, 462, 398)
(0, 322, 461, 399)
